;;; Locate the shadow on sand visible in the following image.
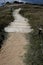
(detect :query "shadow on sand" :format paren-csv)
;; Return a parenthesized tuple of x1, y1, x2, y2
(0, 28, 8, 49)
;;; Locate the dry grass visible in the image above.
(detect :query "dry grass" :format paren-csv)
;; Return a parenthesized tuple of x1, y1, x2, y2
(20, 4, 43, 29)
(19, 4, 43, 65)
(0, 6, 14, 48)
(0, 8, 14, 29)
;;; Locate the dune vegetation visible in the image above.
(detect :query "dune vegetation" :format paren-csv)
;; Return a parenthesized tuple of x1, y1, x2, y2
(0, 6, 14, 48)
(19, 4, 43, 65)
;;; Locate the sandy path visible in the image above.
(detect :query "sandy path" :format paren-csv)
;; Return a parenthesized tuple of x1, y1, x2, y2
(0, 33, 27, 65)
(4, 8, 32, 33)
(0, 8, 32, 65)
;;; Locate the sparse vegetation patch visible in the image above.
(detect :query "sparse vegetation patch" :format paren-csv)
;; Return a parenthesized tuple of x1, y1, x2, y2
(19, 4, 43, 65)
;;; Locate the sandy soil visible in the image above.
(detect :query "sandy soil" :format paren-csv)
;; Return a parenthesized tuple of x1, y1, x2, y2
(4, 8, 33, 33)
(0, 8, 32, 65)
(0, 33, 27, 65)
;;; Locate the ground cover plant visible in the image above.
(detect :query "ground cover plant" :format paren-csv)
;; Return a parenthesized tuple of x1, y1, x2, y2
(19, 4, 43, 65)
(0, 6, 14, 48)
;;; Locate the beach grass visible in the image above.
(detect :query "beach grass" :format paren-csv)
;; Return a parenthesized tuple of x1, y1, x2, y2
(19, 4, 43, 65)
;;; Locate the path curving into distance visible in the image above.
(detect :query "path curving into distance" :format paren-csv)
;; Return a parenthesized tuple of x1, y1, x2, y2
(4, 8, 33, 33)
(0, 8, 33, 65)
